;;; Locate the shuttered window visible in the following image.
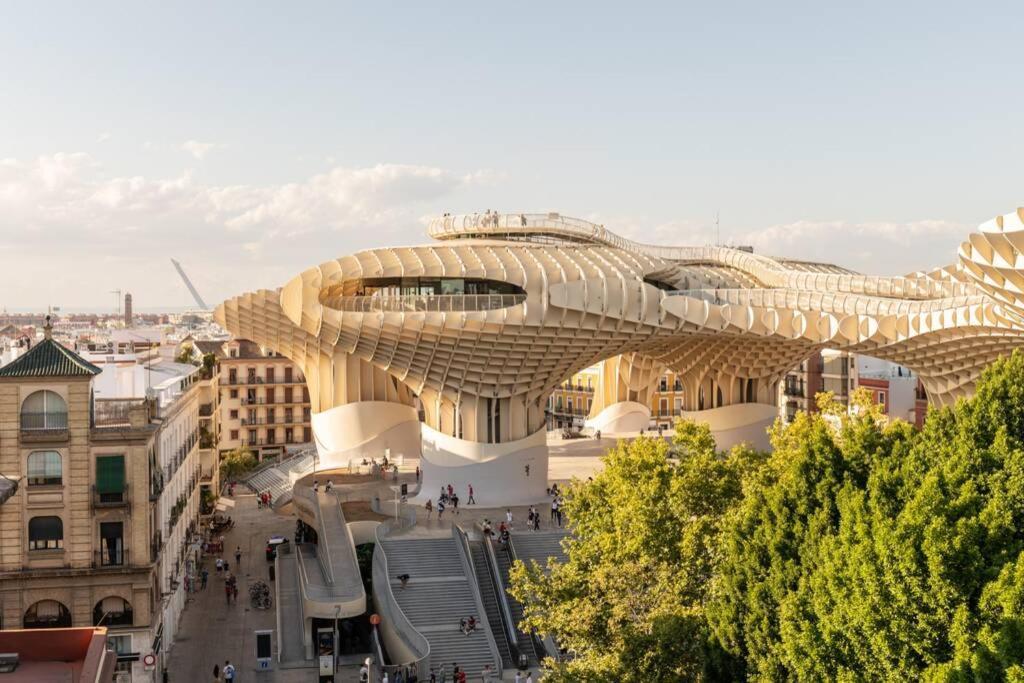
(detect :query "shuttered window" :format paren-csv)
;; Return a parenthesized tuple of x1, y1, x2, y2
(96, 455, 125, 494)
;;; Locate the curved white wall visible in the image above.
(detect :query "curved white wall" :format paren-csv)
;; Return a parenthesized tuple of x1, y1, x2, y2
(417, 424, 549, 506)
(585, 400, 651, 433)
(311, 402, 421, 469)
(679, 402, 778, 451)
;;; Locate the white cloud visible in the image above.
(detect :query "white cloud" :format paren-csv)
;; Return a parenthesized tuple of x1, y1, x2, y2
(96, 132, 112, 143)
(0, 153, 489, 308)
(182, 140, 216, 161)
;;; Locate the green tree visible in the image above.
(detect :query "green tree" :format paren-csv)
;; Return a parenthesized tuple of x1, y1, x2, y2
(219, 445, 257, 482)
(509, 423, 766, 681)
(708, 352, 1024, 681)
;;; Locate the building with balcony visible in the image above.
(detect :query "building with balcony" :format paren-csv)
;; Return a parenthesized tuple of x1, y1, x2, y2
(0, 321, 204, 682)
(205, 338, 312, 461)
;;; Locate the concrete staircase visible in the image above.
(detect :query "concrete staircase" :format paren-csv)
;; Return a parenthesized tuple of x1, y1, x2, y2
(469, 541, 515, 669)
(509, 531, 568, 566)
(379, 537, 498, 677)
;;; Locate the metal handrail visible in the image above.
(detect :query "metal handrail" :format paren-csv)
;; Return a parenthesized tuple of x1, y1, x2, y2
(325, 293, 526, 313)
(666, 287, 990, 315)
(294, 486, 334, 585)
(372, 507, 430, 680)
(452, 525, 503, 677)
(483, 533, 522, 666)
(506, 534, 550, 665)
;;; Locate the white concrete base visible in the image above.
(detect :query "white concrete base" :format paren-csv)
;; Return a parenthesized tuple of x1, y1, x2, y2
(585, 400, 651, 433)
(311, 402, 421, 470)
(416, 424, 549, 506)
(679, 403, 778, 451)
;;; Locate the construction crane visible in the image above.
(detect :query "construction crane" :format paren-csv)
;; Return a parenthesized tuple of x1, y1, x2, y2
(110, 289, 122, 316)
(170, 259, 210, 311)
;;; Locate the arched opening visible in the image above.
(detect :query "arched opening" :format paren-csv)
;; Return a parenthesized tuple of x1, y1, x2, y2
(94, 596, 133, 627)
(21, 390, 67, 431)
(27, 450, 62, 486)
(28, 516, 63, 551)
(24, 600, 71, 629)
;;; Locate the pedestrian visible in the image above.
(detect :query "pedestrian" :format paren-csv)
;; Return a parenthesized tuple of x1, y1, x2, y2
(425, 499, 433, 519)
(527, 507, 534, 529)
(223, 560, 230, 574)
(533, 509, 540, 531)
(437, 498, 445, 520)
(482, 664, 494, 682)
(467, 483, 475, 505)
(525, 463, 530, 477)
(451, 492, 459, 514)
(235, 546, 242, 568)
(223, 659, 235, 682)
(506, 508, 513, 528)
(201, 567, 209, 590)
(256, 493, 262, 509)
(267, 491, 272, 506)
(551, 498, 558, 522)
(216, 557, 223, 575)
(397, 573, 410, 589)
(225, 577, 233, 604)
(359, 661, 369, 682)
(456, 669, 466, 683)
(325, 479, 334, 492)
(232, 580, 239, 603)
(212, 663, 220, 683)
(447, 484, 453, 499)
(415, 465, 420, 481)
(429, 669, 436, 683)
(312, 479, 319, 493)
(526, 672, 534, 683)
(514, 671, 522, 683)
(382, 671, 389, 683)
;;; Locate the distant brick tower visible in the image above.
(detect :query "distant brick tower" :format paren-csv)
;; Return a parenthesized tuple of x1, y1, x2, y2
(124, 292, 133, 327)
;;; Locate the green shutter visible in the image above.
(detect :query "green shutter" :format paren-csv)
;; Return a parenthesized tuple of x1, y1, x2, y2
(96, 455, 125, 494)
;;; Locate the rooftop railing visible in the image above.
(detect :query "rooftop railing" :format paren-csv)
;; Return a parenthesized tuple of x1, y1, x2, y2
(328, 293, 526, 313)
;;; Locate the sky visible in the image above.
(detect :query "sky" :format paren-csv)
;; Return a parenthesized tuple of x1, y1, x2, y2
(2, 2, 1024, 310)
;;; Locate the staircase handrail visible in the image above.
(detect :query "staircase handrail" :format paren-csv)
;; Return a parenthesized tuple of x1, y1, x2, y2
(483, 533, 523, 666)
(452, 525, 503, 678)
(373, 507, 430, 680)
(506, 533, 548, 665)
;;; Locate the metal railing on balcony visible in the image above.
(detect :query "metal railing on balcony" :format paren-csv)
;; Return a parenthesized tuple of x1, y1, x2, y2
(93, 484, 129, 508)
(95, 548, 127, 568)
(198, 403, 214, 417)
(223, 376, 306, 386)
(328, 293, 526, 313)
(20, 411, 68, 431)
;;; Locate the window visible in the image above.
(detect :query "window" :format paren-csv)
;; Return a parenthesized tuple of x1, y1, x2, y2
(267, 430, 276, 445)
(229, 389, 238, 399)
(27, 451, 62, 486)
(108, 634, 135, 672)
(95, 597, 133, 627)
(228, 369, 237, 383)
(229, 410, 238, 419)
(284, 387, 293, 403)
(20, 390, 68, 430)
(285, 408, 293, 423)
(303, 427, 311, 443)
(285, 427, 294, 443)
(878, 392, 887, 407)
(660, 398, 668, 415)
(95, 455, 126, 503)
(248, 429, 257, 444)
(284, 367, 293, 383)
(24, 600, 71, 628)
(100, 522, 124, 566)
(267, 409, 275, 424)
(230, 430, 239, 440)
(659, 377, 668, 391)
(302, 407, 310, 421)
(29, 516, 63, 550)
(266, 367, 275, 383)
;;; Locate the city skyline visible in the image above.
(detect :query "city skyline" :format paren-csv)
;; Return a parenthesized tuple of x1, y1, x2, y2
(3, 2, 1024, 308)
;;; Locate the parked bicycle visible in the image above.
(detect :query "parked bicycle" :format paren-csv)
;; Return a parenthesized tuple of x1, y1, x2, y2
(249, 580, 272, 609)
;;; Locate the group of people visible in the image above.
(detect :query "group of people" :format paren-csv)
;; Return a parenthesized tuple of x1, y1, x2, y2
(458, 615, 478, 635)
(311, 479, 335, 494)
(255, 490, 274, 508)
(425, 483, 476, 520)
(210, 660, 236, 682)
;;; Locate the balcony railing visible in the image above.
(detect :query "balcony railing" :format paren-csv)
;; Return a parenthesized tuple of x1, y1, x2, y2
(94, 548, 128, 568)
(93, 484, 129, 508)
(198, 403, 214, 417)
(92, 399, 146, 427)
(223, 376, 306, 386)
(20, 411, 68, 431)
(784, 386, 805, 397)
(329, 293, 526, 313)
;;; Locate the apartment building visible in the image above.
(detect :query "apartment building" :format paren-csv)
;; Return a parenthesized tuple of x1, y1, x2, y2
(547, 365, 599, 430)
(0, 322, 205, 682)
(200, 339, 312, 460)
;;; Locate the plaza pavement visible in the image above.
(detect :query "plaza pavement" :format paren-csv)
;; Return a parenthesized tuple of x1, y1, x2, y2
(167, 435, 628, 681)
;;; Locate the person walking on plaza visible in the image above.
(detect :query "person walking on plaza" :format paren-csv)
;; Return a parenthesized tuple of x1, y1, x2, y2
(224, 575, 233, 604)
(211, 663, 220, 682)
(425, 498, 433, 519)
(533, 508, 541, 531)
(451, 492, 459, 514)
(467, 483, 475, 505)
(201, 567, 209, 590)
(506, 508, 513, 528)
(223, 659, 236, 682)
(437, 498, 446, 520)
(216, 557, 223, 575)
(234, 546, 241, 568)
(551, 498, 558, 523)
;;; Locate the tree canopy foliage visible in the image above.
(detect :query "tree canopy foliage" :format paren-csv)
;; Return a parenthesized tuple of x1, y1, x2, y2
(511, 351, 1024, 682)
(219, 445, 257, 482)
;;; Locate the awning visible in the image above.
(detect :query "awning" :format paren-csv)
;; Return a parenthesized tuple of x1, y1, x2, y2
(216, 497, 235, 508)
(215, 503, 228, 511)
